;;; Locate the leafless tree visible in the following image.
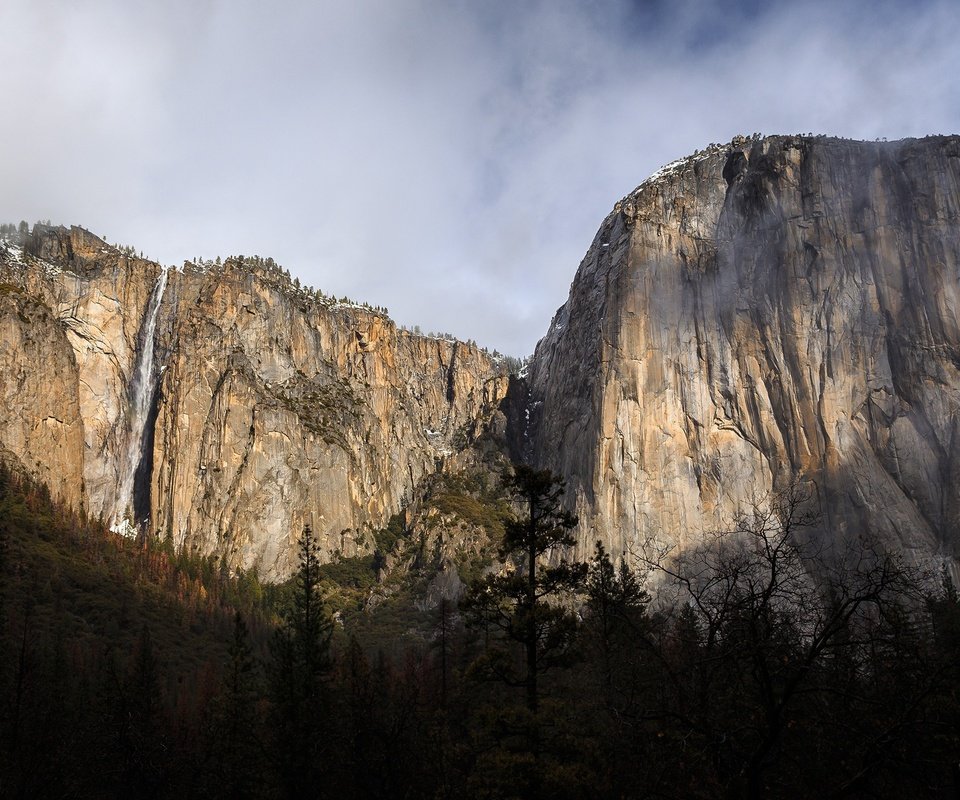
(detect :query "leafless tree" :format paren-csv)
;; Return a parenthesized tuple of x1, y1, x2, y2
(633, 481, 935, 800)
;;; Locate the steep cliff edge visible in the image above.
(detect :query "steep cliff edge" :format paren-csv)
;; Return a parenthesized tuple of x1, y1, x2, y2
(528, 135, 960, 567)
(152, 259, 508, 577)
(0, 226, 162, 517)
(5, 134, 960, 581)
(0, 230, 508, 579)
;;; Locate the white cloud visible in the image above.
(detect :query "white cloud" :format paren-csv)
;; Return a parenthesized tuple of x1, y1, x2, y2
(1, 0, 958, 355)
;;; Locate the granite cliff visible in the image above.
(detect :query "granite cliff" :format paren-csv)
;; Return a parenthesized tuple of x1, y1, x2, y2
(0, 227, 508, 578)
(2, 134, 959, 581)
(528, 135, 960, 570)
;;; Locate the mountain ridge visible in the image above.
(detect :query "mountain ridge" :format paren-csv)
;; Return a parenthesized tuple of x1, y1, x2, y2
(0, 226, 513, 579)
(3, 132, 960, 580)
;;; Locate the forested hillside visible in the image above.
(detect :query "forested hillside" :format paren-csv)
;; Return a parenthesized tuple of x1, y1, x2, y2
(3, 462, 960, 798)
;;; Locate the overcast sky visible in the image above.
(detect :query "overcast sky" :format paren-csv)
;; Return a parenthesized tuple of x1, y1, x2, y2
(2, 0, 958, 355)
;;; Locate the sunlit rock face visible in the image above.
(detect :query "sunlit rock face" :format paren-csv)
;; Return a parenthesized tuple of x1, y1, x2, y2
(152, 263, 507, 578)
(0, 227, 506, 579)
(528, 135, 960, 568)
(0, 226, 162, 519)
(0, 279, 85, 505)
(3, 135, 959, 580)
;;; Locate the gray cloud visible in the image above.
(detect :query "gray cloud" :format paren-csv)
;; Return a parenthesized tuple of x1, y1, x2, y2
(1, 0, 958, 355)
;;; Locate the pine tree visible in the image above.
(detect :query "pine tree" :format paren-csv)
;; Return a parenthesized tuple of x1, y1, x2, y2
(269, 525, 332, 798)
(463, 465, 586, 799)
(122, 625, 166, 797)
(212, 612, 263, 799)
(585, 542, 649, 705)
(464, 465, 584, 713)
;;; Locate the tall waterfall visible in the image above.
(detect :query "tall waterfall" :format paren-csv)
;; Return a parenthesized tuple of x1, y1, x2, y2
(112, 269, 169, 535)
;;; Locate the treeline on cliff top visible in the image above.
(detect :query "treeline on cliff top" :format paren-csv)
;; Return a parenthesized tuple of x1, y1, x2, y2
(2, 460, 960, 799)
(0, 222, 527, 373)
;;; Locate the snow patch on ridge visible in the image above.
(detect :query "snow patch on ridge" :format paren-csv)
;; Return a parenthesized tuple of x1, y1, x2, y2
(0, 241, 65, 280)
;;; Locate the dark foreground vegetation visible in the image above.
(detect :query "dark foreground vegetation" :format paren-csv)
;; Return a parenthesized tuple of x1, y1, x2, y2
(1, 461, 959, 799)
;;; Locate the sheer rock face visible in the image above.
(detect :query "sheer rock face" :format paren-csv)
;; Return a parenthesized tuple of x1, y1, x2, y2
(528, 135, 960, 567)
(151, 266, 507, 578)
(4, 134, 960, 579)
(0, 227, 160, 515)
(0, 283, 85, 503)
(0, 229, 506, 579)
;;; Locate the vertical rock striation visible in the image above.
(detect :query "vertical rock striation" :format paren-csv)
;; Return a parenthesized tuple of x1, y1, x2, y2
(0, 279, 85, 505)
(0, 227, 162, 517)
(3, 135, 960, 579)
(528, 135, 960, 568)
(150, 260, 507, 577)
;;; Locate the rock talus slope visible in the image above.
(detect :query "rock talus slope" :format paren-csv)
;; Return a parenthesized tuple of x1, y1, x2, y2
(528, 135, 960, 566)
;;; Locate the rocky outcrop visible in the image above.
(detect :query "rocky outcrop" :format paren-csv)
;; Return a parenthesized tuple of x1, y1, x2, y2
(528, 135, 960, 568)
(0, 231, 507, 579)
(0, 281, 85, 505)
(151, 260, 508, 577)
(0, 228, 162, 518)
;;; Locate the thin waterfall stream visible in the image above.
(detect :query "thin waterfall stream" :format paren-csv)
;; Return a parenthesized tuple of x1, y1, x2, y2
(112, 269, 169, 535)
